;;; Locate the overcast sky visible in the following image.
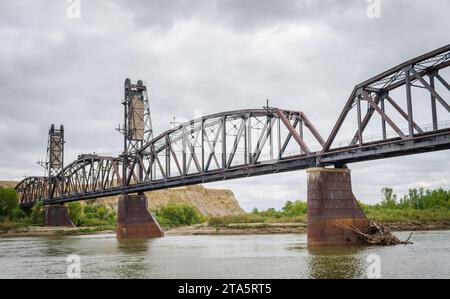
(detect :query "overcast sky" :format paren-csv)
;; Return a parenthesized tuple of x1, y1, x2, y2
(0, 0, 449, 211)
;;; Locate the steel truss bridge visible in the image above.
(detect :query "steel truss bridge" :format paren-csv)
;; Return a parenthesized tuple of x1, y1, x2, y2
(17, 45, 450, 208)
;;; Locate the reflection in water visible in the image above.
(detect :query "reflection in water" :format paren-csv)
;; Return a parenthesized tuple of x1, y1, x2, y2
(41, 236, 78, 257)
(116, 239, 149, 255)
(114, 239, 151, 279)
(0, 231, 449, 278)
(307, 246, 365, 279)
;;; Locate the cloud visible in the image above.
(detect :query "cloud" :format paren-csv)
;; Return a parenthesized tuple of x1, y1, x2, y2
(0, 0, 449, 210)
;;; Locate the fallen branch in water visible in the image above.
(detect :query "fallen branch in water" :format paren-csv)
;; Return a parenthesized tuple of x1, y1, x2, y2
(336, 220, 413, 245)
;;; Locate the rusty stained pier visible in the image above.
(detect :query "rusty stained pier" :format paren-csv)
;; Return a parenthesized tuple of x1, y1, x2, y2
(15, 44, 450, 244)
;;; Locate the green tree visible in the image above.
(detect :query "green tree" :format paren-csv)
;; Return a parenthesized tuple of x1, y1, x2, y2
(282, 200, 307, 216)
(259, 207, 281, 218)
(156, 202, 205, 227)
(80, 203, 116, 226)
(381, 187, 397, 208)
(406, 188, 424, 209)
(282, 201, 293, 214)
(83, 204, 103, 219)
(96, 205, 107, 220)
(0, 187, 19, 219)
(29, 201, 45, 225)
(397, 187, 449, 210)
(10, 206, 26, 220)
(68, 202, 83, 226)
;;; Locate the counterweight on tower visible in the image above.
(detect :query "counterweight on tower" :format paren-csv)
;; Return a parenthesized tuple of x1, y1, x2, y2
(119, 78, 153, 154)
(46, 124, 64, 178)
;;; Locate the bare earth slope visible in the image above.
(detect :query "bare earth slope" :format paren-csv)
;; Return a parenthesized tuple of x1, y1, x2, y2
(0, 181, 245, 217)
(0, 181, 19, 188)
(94, 185, 245, 216)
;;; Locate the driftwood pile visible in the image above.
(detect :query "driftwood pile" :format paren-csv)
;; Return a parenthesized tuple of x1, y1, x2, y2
(337, 220, 413, 245)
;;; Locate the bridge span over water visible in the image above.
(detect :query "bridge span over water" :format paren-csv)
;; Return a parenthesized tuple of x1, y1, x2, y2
(15, 45, 450, 245)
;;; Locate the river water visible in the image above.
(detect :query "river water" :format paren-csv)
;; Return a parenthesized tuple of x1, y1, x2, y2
(0, 230, 449, 279)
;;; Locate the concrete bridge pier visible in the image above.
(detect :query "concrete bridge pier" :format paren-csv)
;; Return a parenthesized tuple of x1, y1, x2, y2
(116, 194, 164, 239)
(44, 204, 75, 227)
(306, 167, 369, 246)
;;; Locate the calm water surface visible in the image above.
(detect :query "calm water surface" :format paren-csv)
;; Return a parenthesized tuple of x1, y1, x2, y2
(0, 230, 449, 278)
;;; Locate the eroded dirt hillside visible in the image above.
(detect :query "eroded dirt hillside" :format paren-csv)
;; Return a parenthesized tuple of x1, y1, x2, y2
(1, 181, 245, 217)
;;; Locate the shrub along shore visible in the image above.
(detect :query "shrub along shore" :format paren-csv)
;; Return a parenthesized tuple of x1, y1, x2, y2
(0, 186, 449, 237)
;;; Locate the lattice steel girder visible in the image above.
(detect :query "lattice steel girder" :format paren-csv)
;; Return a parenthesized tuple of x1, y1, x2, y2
(16, 108, 324, 206)
(15, 176, 49, 206)
(25, 156, 318, 207)
(125, 108, 325, 184)
(319, 130, 450, 166)
(323, 44, 450, 153)
(47, 124, 64, 179)
(16, 155, 122, 207)
(16, 44, 450, 207)
(19, 128, 450, 208)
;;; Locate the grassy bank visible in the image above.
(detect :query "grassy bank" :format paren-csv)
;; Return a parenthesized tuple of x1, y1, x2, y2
(1, 186, 449, 234)
(0, 186, 117, 232)
(0, 186, 206, 233)
(208, 201, 307, 228)
(206, 187, 450, 228)
(363, 206, 450, 223)
(360, 187, 450, 223)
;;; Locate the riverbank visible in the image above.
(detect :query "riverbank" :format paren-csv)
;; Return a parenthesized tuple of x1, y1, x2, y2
(1, 221, 450, 238)
(0, 226, 115, 238)
(166, 221, 450, 235)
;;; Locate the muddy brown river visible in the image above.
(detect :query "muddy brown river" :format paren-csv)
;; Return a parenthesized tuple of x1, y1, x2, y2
(0, 230, 449, 278)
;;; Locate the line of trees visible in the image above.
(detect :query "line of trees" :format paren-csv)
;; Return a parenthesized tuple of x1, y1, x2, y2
(0, 187, 38, 223)
(1, 185, 449, 228)
(154, 202, 205, 227)
(251, 200, 308, 217)
(67, 202, 116, 227)
(0, 186, 202, 228)
(240, 187, 450, 225)
(0, 187, 116, 227)
(379, 187, 450, 210)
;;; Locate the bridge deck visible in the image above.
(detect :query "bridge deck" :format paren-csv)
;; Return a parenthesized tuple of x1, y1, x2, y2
(19, 128, 450, 207)
(16, 44, 450, 207)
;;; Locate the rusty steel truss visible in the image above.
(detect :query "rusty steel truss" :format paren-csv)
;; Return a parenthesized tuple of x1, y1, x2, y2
(16, 44, 450, 207)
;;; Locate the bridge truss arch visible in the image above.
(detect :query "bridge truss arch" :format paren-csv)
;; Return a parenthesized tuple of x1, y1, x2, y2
(15, 176, 49, 206)
(17, 155, 122, 206)
(322, 45, 450, 153)
(125, 108, 325, 185)
(16, 44, 450, 207)
(17, 109, 325, 207)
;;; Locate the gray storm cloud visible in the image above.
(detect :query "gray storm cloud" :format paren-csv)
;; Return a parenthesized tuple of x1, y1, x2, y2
(0, 0, 449, 210)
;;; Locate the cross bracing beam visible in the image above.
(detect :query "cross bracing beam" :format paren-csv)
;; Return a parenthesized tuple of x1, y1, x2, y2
(16, 44, 450, 207)
(323, 44, 450, 152)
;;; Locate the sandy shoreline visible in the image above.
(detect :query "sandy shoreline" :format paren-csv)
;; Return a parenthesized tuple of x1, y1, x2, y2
(166, 221, 450, 235)
(0, 226, 116, 238)
(1, 221, 449, 238)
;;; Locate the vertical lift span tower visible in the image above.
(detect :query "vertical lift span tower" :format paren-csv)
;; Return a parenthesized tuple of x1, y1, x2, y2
(116, 78, 164, 238)
(44, 124, 75, 227)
